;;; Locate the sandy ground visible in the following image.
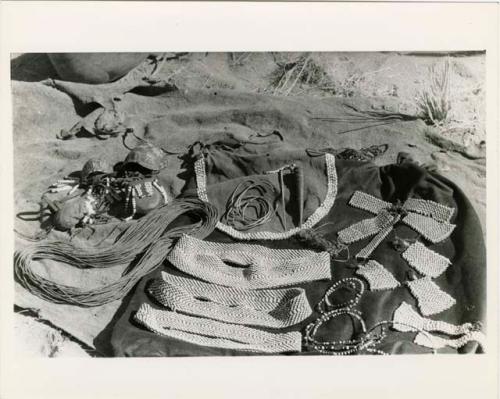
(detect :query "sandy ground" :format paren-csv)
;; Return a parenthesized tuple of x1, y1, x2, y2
(11, 52, 485, 357)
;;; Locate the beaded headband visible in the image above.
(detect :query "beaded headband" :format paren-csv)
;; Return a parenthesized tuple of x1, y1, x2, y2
(135, 303, 302, 354)
(167, 234, 331, 288)
(147, 271, 313, 328)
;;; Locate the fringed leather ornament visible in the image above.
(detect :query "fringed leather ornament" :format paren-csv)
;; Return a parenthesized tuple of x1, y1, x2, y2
(406, 278, 456, 316)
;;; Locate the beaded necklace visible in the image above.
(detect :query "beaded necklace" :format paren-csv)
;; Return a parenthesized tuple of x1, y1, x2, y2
(303, 277, 439, 355)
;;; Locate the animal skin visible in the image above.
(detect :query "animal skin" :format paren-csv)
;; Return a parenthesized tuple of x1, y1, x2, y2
(48, 53, 156, 84)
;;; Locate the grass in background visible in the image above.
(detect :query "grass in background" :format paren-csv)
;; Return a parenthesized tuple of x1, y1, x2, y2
(416, 59, 452, 126)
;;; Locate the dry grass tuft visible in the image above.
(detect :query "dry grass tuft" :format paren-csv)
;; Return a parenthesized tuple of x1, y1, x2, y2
(269, 54, 333, 96)
(416, 59, 452, 126)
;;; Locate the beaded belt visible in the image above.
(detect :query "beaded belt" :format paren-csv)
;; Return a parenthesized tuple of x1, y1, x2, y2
(167, 234, 331, 288)
(148, 271, 313, 328)
(135, 303, 302, 353)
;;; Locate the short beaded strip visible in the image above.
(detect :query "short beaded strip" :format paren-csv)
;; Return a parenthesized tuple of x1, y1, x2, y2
(135, 303, 302, 353)
(147, 271, 312, 328)
(152, 179, 169, 205)
(355, 222, 397, 260)
(402, 242, 451, 278)
(402, 213, 455, 244)
(167, 234, 331, 288)
(403, 198, 455, 223)
(414, 330, 486, 350)
(393, 301, 474, 335)
(194, 153, 338, 240)
(356, 260, 400, 290)
(406, 277, 456, 316)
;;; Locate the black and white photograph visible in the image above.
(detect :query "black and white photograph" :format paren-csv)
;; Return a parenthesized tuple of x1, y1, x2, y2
(10, 51, 487, 357)
(1, 2, 498, 399)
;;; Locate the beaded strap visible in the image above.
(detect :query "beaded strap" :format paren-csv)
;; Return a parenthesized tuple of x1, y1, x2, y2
(167, 234, 331, 288)
(355, 260, 400, 290)
(402, 242, 451, 278)
(406, 278, 456, 316)
(393, 302, 474, 335)
(194, 153, 338, 240)
(148, 271, 312, 328)
(135, 303, 302, 354)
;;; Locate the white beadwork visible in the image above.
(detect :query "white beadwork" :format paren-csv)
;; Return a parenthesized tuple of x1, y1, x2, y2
(337, 190, 456, 258)
(356, 260, 400, 290)
(144, 181, 154, 196)
(167, 234, 331, 288)
(403, 198, 455, 223)
(355, 223, 397, 260)
(393, 302, 474, 335)
(402, 242, 451, 278)
(406, 278, 456, 316)
(135, 303, 302, 353)
(402, 213, 455, 243)
(194, 153, 338, 240)
(148, 271, 312, 328)
(152, 179, 169, 205)
(349, 191, 392, 214)
(414, 330, 486, 350)
(134, 184, 144, 198)
(337, 211, 396, 245)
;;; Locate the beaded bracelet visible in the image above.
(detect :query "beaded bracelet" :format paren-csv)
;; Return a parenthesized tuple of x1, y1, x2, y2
(303, 308, 387, 355)
(316, 277, 365, 313)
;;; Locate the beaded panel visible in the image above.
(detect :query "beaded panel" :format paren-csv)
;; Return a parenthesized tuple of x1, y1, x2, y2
(402, 242, 451, 278)
(356, 260, 400, 290)
(406, 278, 456, 316)
(403, 198, 454, 223)
(402, 213, 455, 244)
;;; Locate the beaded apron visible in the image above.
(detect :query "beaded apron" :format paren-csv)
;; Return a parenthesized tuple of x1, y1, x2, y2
(194, 152, 338, 240)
